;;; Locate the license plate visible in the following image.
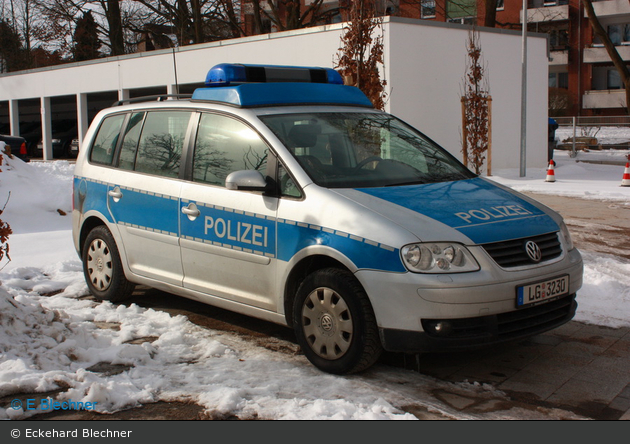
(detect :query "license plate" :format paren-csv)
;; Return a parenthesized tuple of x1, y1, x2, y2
(517, 275, 569, 308)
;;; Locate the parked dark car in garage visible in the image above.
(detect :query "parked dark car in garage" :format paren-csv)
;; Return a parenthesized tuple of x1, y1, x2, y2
(69, 138, 80, 157)
(18, 121, 42, 157)
(36, 120, 78, 158)
(0, 134, 29, 162)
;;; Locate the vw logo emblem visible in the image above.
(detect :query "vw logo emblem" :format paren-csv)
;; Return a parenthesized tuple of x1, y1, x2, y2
(525, 240, 542, 263)
(320, 314, 334, 332)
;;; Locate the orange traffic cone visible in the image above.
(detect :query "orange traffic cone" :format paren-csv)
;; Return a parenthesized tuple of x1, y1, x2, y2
(621, 156, 630, 187)
(545, 160, 556, 183)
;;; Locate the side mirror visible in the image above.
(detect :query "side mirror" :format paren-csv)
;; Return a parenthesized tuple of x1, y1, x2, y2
(225, 170, 268, 191)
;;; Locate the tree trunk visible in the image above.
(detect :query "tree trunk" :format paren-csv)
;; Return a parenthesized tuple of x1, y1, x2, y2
(106, 0, 125, 56)
(481, 0, 498, 28)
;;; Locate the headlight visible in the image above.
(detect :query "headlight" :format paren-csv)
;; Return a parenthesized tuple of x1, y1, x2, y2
(559, 220, 574, 251)
(401, 242, 479, 273)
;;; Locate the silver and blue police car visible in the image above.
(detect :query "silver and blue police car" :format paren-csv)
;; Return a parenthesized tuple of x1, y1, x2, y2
(72, 63, 583, 374)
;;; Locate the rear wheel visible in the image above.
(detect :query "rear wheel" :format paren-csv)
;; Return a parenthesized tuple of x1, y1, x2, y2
(82, 225, 134, 302)
(293, 268, 382, 374)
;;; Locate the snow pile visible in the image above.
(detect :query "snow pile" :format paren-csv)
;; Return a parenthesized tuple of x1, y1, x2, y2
(577, 251, 630, 328)
(0, 285, 418, 420)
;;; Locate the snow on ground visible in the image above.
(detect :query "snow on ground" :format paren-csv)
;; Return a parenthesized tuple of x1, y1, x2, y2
(0, 142, 628, 421)
(556, 124, 630, 148)
(489, 148, 630, 202)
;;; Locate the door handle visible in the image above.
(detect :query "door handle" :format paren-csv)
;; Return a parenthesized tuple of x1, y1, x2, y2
(181, 203, 200, 219)
(108, 187, 122, 201)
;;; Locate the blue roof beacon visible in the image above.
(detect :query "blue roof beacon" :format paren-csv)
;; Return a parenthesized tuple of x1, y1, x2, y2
(191, 63, 373, 108)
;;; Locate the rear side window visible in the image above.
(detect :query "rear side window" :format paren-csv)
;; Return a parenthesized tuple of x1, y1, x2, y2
(192, 113, 269, 187)
(89, 114, 125, 165)
(118, 112, 145, 171)
(134, 110, 192, 178)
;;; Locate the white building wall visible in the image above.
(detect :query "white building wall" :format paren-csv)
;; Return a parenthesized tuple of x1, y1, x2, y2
(0, 18, 548, 170)
(385, 20, 549, 172)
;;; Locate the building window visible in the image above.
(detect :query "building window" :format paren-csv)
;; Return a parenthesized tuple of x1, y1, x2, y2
(549, 29, 569, 50)
(549, 72, 569, 89)
(543, 0, 568, 6)
(607, 24, 630, 45)
(421, 0, 436, 18)
(446, 0, 475, 22)
(607, 69, 622, 89)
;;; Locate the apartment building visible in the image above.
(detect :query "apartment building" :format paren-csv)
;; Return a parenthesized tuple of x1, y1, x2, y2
(401, 0, 630, 115)
(239, 0, 628, 116)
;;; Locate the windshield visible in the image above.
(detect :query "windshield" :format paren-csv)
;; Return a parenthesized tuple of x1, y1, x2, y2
(259, 112, 475, 188)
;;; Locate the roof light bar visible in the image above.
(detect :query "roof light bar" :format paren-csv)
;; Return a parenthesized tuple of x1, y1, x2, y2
(205, 63, 344, 87)
(191, 82, 373, 108)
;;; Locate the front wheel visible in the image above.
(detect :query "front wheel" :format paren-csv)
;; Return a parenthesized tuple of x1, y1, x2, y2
(293, 268, 382, 374)
(82, 225, 135, 302)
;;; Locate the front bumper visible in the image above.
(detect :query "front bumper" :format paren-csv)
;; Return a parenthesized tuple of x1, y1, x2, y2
(379, 293, 577, 353)
(356, 247, 583, 353)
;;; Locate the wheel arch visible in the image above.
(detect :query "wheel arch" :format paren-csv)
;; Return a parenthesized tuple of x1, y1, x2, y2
(283, 251, 360, 328)
(78, 215, 110, 257)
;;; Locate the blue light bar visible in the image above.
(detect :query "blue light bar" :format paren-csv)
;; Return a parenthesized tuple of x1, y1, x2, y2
(205, 63, 344, 86)
(191, 83, 373, 108)
(192, 63, 373, 108)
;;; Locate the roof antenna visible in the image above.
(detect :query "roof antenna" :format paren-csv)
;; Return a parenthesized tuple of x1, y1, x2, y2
(161, 32, 179, 96)
(171, 45, 179, 95)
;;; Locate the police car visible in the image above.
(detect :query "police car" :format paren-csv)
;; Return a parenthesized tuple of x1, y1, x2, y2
(72, 63, 583, 374)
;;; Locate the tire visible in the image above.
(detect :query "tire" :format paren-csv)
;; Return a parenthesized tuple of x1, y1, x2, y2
(293, 268, 383, 374)
(82, 225, 135, 302)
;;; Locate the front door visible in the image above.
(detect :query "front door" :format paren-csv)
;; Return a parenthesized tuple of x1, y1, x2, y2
(179, 113, 278, 310)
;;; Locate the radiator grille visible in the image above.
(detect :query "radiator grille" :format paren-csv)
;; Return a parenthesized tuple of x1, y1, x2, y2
(481, 232, 562, 268)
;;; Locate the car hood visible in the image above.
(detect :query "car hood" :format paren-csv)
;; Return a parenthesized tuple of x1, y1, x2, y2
(339, 177, 559, 245)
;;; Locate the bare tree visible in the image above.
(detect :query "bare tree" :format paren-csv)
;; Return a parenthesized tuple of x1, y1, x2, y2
(0, 156, 12, 268)
(1, 0, 47, 65)
(461, 28, 491, 175)
(239, 0, 341, 34)
(334, 0, 387, 111)
(126, 0, 242, 46)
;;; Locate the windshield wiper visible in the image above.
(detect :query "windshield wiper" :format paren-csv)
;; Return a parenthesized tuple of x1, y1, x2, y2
(384, 179, 428, 187)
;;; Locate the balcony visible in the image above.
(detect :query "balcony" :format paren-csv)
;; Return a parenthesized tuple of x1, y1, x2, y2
(583, 44, 630, 63)
(592, 0, 630, 19)
(521, 5, 569, 23)
(583, 89, 627, 109)
(549, 49, 569, 65)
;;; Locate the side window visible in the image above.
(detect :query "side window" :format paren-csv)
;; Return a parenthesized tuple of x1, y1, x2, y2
(193, 113, 268, 187)
(278, 164, 302, 198)
(118, 112, 145, 171)
(89, 114, 125, 165)
(134, 110, 192, 178)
